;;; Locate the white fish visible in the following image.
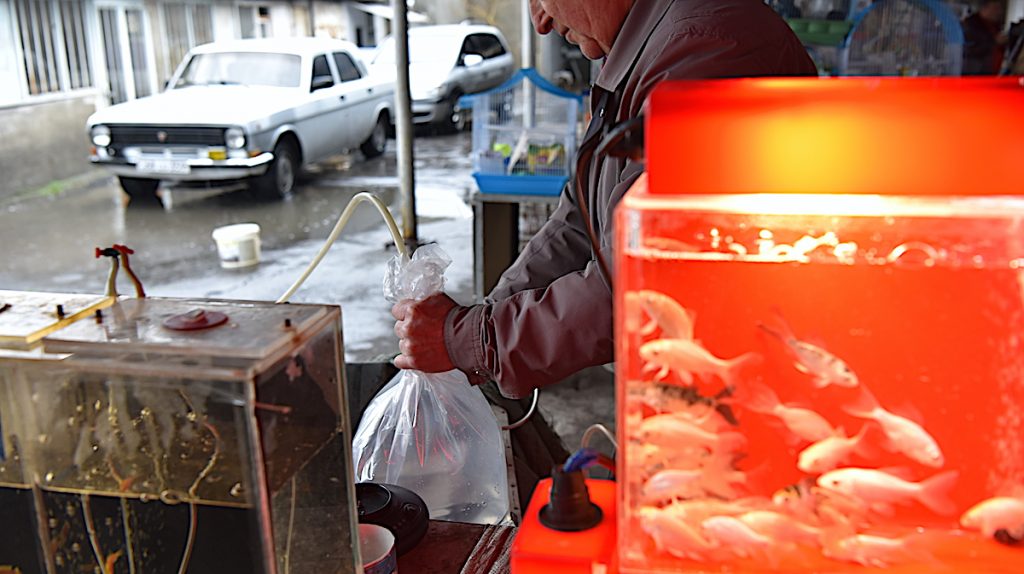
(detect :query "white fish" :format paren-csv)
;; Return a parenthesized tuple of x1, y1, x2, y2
(960, 496, 1024, 539)
(772, 481, 869, 528)
(738, 382, 834, 443)
(798, 425, 874, 474)
(640, 506, 718, 560)
(640, 338, 760, 389)
(701, 516, 780, 562)
(817, 468, 959, 515)
(759, 315, 858, 389)
(842, 387, 944, 468)
(822, 531, 934, 568)
(640, 414, 747, 454)
(738, 510, 821, 546)
(642, 466, 747, 503)
(663, 498, 767, 525)
(633, 290, 697, 340)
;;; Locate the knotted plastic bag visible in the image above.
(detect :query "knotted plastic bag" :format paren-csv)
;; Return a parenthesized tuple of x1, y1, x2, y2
(352, 244, 510, 524)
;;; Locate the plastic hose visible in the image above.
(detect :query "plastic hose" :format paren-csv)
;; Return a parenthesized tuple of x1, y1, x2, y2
(277, 192, 408, 304)
(276, 191, 539, 432)
(501, 388, 539, 430)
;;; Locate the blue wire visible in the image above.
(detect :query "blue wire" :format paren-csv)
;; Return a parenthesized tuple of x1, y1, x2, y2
(563, 448, 600, 472)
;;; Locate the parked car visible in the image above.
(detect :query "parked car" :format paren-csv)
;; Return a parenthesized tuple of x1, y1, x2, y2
(87, 38, 395, 203)
(371, 24, 515, 131)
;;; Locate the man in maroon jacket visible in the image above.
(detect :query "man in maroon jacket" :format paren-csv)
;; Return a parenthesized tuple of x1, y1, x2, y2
(393, 0, 817, 400)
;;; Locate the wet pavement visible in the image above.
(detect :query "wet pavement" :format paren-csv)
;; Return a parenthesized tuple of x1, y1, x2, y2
(0, 129, 617, 449)
(0, 132, 477, 362)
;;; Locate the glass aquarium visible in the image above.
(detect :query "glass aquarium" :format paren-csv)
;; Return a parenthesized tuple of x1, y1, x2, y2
(614, 79, 1024, 573)
(0, 295, 358, 574)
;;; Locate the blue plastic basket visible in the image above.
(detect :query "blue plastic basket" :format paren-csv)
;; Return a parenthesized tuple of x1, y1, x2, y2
(472, 173, 566, 197)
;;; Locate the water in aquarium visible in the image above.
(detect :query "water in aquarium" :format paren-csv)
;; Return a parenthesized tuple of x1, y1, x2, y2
(616, 195, 1024, 573)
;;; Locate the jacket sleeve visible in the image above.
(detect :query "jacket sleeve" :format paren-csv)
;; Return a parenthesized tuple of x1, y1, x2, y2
(486, 183, 594, 302)
(445, 162, 645, 398)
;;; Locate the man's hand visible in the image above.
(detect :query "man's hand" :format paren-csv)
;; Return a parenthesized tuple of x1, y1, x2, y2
(392, 293, 457, 372)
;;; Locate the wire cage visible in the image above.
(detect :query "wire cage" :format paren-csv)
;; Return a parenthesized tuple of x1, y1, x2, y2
(838, 0, 963, 76)
(469, 68, 583, 196)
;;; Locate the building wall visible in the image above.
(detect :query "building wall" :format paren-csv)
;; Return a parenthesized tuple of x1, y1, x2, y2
(0, 94, 99, 199)
(312, 0, 350, 38)
(0, 0, 24, 104)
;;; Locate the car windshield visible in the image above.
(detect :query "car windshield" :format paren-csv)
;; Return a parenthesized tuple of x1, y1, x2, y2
(373, 35, 463, 65)
(174, 52, 302, 88)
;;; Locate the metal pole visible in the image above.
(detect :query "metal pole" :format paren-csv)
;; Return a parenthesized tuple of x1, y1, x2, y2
(521, 0, 535, 128)
(392, 0, 417, 249)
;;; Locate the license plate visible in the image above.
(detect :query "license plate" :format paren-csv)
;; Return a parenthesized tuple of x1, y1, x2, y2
(136, 159, 190, 175)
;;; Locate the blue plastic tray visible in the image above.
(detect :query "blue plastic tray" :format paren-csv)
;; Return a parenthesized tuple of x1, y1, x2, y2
(473, 173, 567, 197)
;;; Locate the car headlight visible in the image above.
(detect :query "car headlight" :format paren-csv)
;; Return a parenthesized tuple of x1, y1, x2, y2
(91, 125, 111, 147)
(225, 127, 246, 150)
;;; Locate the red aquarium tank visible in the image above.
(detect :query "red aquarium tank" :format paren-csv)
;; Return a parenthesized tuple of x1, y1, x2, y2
(614, 78, 1024, 573)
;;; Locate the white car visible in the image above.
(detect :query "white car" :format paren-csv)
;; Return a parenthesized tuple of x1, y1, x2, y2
(371, 24, 515, 131)
(87, 38, 395, 203)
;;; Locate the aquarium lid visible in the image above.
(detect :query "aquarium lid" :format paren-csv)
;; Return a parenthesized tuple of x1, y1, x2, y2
(647, 78, 1024, 197)
(41, 297, 338, 360)
(0, 290, 113, 350)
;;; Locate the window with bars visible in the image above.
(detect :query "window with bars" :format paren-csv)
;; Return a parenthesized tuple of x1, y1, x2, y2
(12, 0, 94, 96)
(162, 3, 213, 85)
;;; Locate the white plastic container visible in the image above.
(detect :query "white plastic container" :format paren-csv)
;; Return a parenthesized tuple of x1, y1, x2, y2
(212, 223, 261, 268)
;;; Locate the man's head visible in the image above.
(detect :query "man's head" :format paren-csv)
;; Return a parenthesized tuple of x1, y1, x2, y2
(530, 0, 635, 60)
(980, 0, 1005, 24)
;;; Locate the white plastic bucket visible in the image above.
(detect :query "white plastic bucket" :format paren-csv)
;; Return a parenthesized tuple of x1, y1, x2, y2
(211, 223, 261, 269)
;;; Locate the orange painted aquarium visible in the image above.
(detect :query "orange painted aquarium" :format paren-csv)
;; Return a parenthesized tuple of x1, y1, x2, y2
(614, 78, 1024, 573)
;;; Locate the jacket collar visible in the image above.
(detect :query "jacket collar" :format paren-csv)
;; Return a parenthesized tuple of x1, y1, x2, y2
(594, 0, 675, 92)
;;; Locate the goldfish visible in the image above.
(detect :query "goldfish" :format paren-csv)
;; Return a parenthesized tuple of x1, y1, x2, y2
(736, 382, 834, 443)
(817, 468, 959, 516)
(773, 480, 868, 528)
(633, 290, 697, 340)
(640, 338, 760, 389)
(640, 414, 747, 454)
(103, 549, 123, 574)
(821, 531, 934, 568)
(797, 425, 875, 474)
(642, 465, 747, 503)
(639, 506, 718, 560)
(842, 387, 944, 468)
(758, 315, 858, 389)
(960, 496, 1024, 539)
(738, 510, 821, 546)
(701, 516, 781, 562)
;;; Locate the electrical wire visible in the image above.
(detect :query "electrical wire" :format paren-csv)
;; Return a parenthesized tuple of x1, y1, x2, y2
(277, 191, 408, 304)
(580, 423, 618, 453)
(501, 388, 539, 430)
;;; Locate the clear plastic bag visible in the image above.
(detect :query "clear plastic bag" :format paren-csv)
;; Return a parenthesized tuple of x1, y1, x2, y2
(352, 245, 510, 524)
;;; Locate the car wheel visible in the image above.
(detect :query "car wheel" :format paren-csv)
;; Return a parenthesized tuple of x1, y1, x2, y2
(444, 92, 467, 133)
(360, 114, 388, 159)
(118, 177, 162, 207)
(253, 139, 297, 199)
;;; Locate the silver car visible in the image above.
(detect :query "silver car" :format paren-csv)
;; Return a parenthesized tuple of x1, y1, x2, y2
(87, 38, 395, 203)
(372, 24, 515, 131)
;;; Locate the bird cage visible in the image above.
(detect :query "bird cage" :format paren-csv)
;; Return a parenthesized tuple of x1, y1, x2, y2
(838, 0, 963, 76)
(470, 68, 583, 196)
